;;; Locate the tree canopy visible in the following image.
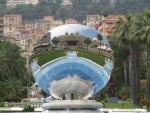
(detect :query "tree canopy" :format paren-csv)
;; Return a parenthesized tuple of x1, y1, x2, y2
(0, 41, 29, 101)
(0, 0, 149, 21)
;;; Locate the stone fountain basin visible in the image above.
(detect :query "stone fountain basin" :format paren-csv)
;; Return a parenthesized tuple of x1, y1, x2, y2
(42, 100, 102, 110)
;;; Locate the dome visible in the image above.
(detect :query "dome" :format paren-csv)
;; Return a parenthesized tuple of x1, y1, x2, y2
(49, 24, 109, 45)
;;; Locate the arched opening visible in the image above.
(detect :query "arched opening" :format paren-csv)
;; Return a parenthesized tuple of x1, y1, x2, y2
(62, 91, 83, 100)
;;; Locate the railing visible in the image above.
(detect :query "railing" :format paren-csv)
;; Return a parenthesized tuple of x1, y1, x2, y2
(100, 108, 148, 113)
(5, 102, 43, 108)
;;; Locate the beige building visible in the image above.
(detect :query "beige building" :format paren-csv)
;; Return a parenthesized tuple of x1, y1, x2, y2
(7, 0, 39, 7)
(25, 16, 63, 32)
(3, 25, 33, 53)
(3, 14, 22, 34)
(2, 14, 32, 52)
(4, 35, 16, 43)
(98, 15, 122, 40)
(65, 19, 78, 24)
(86, 15, 101, 28)
(58, 33, 84, 48)
(15, 28, 31, 51)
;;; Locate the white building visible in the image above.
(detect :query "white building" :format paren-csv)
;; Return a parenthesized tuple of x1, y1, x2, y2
(62, 0, 72, 6)
(86, 15, 101, 28)
(7, 0, 39, 7)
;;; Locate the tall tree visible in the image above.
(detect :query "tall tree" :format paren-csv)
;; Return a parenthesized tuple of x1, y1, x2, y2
(113, 15, 140, 105)
(113, 17, 131, 90)
(84, 37, 92, 50)
(133, 10, 150, 99)
(127, 15, 141, 105)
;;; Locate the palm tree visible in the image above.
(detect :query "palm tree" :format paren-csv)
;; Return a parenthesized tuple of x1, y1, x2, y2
(113, 17, 130, 90)
(128, 15, 141, 106)
(84, 37, 92, 50)
(111, 40, 129, 90)
(113, 15, 140, 105)
(133, 10, 150, 99)
(0, 41, 29, 100)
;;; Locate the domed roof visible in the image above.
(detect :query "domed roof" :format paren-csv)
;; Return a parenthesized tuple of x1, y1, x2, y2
(49, 24, 109, 45)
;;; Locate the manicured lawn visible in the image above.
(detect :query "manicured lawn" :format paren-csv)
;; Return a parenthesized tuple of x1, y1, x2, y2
(77, 49, 105, 66)
(32, 49, 105, 66)
(103, 101, 138, 109)
(32, 50, 66, 66)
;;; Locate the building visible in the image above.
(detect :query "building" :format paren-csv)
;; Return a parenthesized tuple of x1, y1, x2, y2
(0, 17, 4, 39)
(98, 15, 120, 40)
(15, 28, 31, 51)
(7, 0, 39, 7)
(32, 32, 51, 54)
(86, 15, 101, 28)
(1, 14, 33, 52)
(25, 16, 63, 33)
(62, 0, 72, 6)
(3, 14, 22, 34)
(92, 0, 100, 2)
(110, 0, 116, 4)
(65, 19, 78, 24)
(3, 35, 16, 43)
(58, 33, 84, 48)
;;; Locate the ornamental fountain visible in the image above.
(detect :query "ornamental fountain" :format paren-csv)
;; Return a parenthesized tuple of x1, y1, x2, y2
(31, 24, 113, 113)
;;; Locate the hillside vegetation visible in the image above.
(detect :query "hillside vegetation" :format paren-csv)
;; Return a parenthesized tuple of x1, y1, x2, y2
(0, 0, 149, 21)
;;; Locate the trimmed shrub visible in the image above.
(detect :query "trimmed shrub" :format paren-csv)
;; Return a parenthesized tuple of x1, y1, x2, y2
(23, 105, 34, 112)
(0, 101, 5, 107)
(139, 98, 150, 108)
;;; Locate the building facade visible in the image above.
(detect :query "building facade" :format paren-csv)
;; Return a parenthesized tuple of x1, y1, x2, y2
(15, 28, 31, 51)
(98, 15, 121, 40)
(3, 14, 22, 34)
(25, 16, 63, 33)
(65, 19, 78, 24)
(62, 0, 72, 6)
(58, 33, 84, 48)
(86, 15, 101, 28)
(3, 35, 16, 43)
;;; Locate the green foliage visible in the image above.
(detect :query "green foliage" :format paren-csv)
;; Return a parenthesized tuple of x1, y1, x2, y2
(111, 10, 150, 105)
(51, 37, 59, 45)
(139, 98, 150, 108)
(23, 105, 34, 112)
(117, 86, 129, 100)
(32, 50, 66, 66)
(84, 38, 92, 50)
(104, 100, 133, 108)
(0, 41, 28, 80)
(84, 38, 91, 45)
(0, 0, 149, 21)
(77, 49, 105, 66)
(95, 86, 109, 102)
(0, 0, 6, 5)
(0, 100, 5, 107)
(0, 0, 7, 15)
(0, 41, 29, 101)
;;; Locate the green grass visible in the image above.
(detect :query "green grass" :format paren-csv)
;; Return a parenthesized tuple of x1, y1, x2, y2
(32, 50, 66, 66)
(103, 101, 137, 109)
(77, 49, 105, 66)
(32, 49, 105, 66)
